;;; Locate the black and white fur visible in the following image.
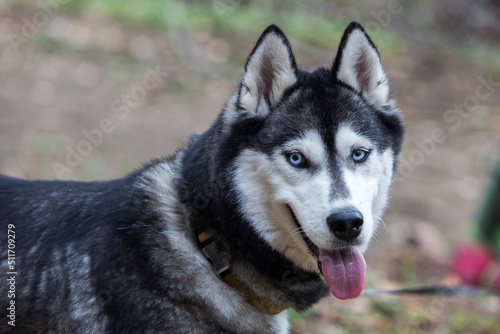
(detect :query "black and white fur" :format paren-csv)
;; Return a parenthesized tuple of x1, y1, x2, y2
(0, 22, 404, 333)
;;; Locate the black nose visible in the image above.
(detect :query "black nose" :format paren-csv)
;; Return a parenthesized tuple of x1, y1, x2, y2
(327, 211, 363, 242)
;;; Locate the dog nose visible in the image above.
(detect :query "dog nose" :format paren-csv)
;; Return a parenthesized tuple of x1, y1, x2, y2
(327, 211, 363, 242)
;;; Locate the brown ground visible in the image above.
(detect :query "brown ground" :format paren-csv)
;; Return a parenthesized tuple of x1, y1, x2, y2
(1, 1, 499, 333)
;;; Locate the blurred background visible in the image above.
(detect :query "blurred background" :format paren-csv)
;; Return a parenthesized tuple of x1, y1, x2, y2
(1, 0, 499, 332)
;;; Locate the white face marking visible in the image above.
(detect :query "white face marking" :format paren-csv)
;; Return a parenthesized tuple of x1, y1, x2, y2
(234, 126, 395, 270)
(330, 124, 394, 252)
(234, 131, 329, 271)
(335, 125, 374, 158)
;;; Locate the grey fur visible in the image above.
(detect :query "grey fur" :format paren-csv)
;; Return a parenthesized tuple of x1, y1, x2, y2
(0, 23, 404, 333)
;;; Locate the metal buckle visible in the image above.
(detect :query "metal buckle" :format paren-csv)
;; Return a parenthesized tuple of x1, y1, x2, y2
(201, 240, 230, 276)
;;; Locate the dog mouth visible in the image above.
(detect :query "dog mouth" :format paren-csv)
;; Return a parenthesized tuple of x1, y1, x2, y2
(287, 206, 320, 259)
(287, 205, 366, 300)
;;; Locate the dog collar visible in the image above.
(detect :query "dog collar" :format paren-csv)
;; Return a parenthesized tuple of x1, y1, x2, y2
(196, 231, 287, 315)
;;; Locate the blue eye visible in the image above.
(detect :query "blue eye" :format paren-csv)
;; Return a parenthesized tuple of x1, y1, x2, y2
(352, 149, 369, 163)
(286, 152, 307, 167)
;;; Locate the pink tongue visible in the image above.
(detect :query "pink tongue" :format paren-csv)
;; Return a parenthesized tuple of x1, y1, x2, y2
(319, 247, 366, 300)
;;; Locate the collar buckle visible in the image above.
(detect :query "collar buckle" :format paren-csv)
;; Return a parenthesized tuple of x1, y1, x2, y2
(195, 230, 286, 314)
(201, 240, 230, 276)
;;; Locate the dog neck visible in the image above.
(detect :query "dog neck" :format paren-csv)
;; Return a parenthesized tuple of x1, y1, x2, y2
(177, 124, 329, 312)
(191, 227, 287, 314)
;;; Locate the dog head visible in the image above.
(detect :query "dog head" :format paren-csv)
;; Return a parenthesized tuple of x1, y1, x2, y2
(217, 23, 404, 300)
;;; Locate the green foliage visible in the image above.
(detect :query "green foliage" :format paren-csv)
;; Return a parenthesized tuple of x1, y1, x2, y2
(370, 298, 402, 320)
(400, 259, 417, 285)
(23, 0, 403, 51)
(288, 307, 315, 322)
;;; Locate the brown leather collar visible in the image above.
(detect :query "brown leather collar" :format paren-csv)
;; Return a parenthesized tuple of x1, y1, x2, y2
(196, 231, 287, 314)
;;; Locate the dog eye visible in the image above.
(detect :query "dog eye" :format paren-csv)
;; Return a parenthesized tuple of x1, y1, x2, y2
(286, 152, 307, 168)
(352, 149, 370, 163)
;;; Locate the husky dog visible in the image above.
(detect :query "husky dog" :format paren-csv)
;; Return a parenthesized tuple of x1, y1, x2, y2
(0, 22, 404, 333)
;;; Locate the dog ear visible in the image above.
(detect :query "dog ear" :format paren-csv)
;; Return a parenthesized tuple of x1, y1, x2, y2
(236, 25, 298, 118)
(332, 22, 392, 106)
